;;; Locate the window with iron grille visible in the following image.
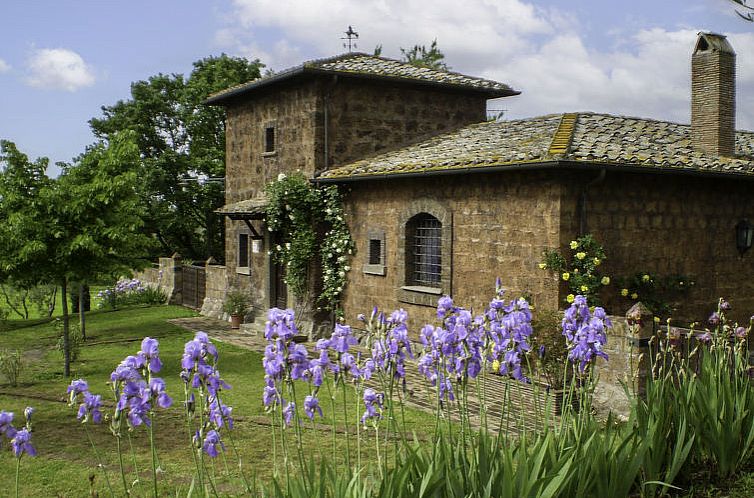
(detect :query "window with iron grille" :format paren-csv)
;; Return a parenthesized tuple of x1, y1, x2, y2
(408, 213, 442, 286)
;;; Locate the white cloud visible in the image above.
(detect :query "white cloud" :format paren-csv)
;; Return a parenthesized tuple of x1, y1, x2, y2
(25, 48, 95, 91)
(216, 1, 754, 130)
(0, 58, 10, 73)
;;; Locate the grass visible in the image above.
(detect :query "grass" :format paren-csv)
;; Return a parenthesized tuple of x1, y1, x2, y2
(0, 304, 436, 496)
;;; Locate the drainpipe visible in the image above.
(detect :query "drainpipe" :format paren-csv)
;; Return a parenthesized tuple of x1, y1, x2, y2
(578, 169, 606, 235)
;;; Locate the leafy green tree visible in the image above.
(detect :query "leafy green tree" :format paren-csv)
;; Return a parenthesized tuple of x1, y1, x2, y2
(400, 39, 449, 70)
(0, 133, 152, 376)
(731, 0, 754, 21)
(89, 54, 264, 262)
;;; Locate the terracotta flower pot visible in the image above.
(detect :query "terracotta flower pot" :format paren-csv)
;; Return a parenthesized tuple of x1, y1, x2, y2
(230, 314, 243, 329)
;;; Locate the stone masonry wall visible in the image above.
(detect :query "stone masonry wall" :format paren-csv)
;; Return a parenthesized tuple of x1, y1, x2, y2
(224, 83, 322, 313)
(560, 170, 754, 323)
(339, 170, 562, 331)
(222, 77, 491, 319)
(200, 263, 230, 321)
(325, 79, 487, 169)
(133, 257, 182, 304)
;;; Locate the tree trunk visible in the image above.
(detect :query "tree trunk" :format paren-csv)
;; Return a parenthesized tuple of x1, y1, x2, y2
(47, 286, 57, 317)
(79, 284, 87, 341)
(61, 278, 70, 378)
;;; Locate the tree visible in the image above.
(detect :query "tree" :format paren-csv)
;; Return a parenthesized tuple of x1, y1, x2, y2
(0, 133, 152, 376)
(731, 1, 754, 21)
(54, 132, 155, 341)
(400, 39, 449, 70)
(89, 54, 264, 262)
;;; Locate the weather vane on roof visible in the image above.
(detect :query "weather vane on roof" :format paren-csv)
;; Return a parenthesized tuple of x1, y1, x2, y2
(342, 26, 359, 52)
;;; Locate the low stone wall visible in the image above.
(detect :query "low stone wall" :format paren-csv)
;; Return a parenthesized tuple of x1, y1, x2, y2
(200, 263, 230, 321)
(133, 257, 182, 304)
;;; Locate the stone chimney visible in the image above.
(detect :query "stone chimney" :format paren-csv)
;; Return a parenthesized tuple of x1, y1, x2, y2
(691, 32, 736, 157)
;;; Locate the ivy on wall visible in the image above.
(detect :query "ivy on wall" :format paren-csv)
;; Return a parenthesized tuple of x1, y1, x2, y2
(264, 172, 354, 312)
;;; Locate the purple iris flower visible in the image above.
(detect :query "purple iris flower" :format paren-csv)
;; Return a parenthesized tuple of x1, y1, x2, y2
(66, 379, 89, 396)
(263, 379, 279, 407)
(0, 411, 16, 440)
(139, 337, 162, 373)
(361, 388, 383, 424)
(561, 296, 610, 373)
(110, 364, 140, 384)
(182, 339, 204, 370)
(148, 378, 173, 409)
(697, 330, 713, 344)
(709, 312, 721, 326)
(735, 326, 748, 339)
(202, 430, 224, 458)
(10, 428, 35, 458)
(265, 308, 297, 341)
(283, 402, 296, 427)
(304, 395, 323, 420)
(309, 349, 331, 387)
(77, 392, 103, 424)
(437, 296, 455, 319)
(330, 323, 358, 353)
(208, 398, 234, 429)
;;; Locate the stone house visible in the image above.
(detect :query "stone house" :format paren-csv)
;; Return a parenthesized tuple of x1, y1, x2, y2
(208, 32, 754, 330)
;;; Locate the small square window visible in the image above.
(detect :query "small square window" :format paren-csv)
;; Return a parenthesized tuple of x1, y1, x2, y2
(264, 126, 275, 153)
(363, 228, 386, 276)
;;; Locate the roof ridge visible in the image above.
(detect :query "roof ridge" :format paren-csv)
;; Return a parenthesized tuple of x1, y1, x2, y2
(548, 113, 578, 156)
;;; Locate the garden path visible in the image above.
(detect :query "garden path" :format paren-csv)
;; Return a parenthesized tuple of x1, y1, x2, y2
(168, 316, 561, 434)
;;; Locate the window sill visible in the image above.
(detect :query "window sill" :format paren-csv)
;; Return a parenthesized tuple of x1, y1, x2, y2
(397, 285, 442, 307)
(261, 151, 277, 158)
(236, 267, 251, 276)
(362, 264, 386, 276)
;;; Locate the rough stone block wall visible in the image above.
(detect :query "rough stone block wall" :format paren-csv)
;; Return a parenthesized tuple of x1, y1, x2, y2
(561, 171, 754, 323)
(326, 80, 487, 168)
(133, 257, 182, 304)
(224, 83, 322, 314)
(339, 170, 562, 331)
(222, 77, 490, 321)
(200, 264, 230, 320)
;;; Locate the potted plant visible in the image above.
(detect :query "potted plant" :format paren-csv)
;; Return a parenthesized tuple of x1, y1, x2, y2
(223, 290, 248, 329)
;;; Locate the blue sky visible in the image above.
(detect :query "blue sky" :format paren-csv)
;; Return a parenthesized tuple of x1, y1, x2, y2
(1, 0, 752, 171)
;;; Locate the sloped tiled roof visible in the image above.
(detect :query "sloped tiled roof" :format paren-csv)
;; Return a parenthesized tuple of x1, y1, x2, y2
(317, 112, 754, 180)
(216, 197, 268, 217)
(206, 52, 517, 104)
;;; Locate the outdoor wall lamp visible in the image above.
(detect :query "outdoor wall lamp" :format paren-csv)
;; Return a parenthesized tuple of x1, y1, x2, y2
(735, 219, 753, 256)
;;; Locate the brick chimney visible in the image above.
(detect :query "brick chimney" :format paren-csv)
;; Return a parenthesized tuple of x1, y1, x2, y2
(691, 32, 736, 157)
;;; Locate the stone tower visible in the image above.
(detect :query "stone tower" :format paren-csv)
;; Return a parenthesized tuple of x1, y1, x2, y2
(691, 32, 736, 157)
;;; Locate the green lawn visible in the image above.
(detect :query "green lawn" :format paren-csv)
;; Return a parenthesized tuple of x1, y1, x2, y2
(0, 304, 434, 497)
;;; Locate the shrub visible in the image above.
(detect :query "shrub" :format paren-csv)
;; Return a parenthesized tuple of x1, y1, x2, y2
(615, 271, 694, 318)
(0, 349, 22, 386)
(96, 278, 166, 309)
(223, 289, 249, 316)
(530, 308, 569, 388)
(54, 320, 84, 362)
(541, 234, 610, 306)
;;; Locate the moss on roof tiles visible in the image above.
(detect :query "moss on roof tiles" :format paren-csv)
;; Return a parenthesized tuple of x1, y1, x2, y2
(207, 52, 517, 103)
(318, 112, 754, 180)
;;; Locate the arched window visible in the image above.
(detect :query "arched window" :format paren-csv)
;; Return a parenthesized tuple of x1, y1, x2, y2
(406, 213, 442, 286)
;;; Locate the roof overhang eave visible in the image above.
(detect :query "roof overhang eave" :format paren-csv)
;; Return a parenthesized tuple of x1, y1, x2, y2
(313, 160, 754, 184)
(206, 67, 519, 105)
